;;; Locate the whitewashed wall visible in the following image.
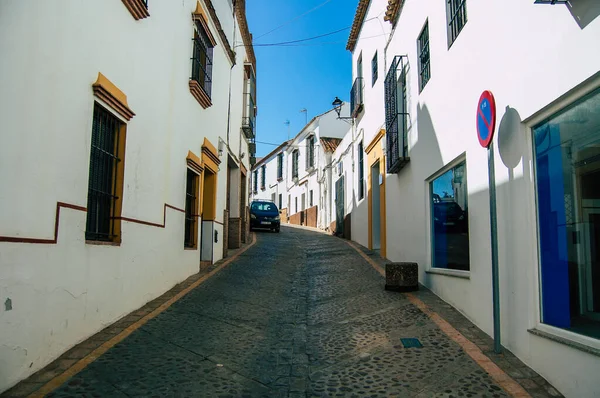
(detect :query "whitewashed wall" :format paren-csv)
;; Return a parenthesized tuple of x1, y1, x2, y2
(251, 147, 288, 211)
(379, 1, 600, 396)
(0, 0, 252, 392)
(349, 0, 391, 248)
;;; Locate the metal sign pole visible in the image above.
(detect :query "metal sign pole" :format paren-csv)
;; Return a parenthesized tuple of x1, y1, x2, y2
(488, 142, 501, 354)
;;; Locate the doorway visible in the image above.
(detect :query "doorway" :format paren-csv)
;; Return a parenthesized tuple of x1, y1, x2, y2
(371, 161, 381, 251)
(335, 176, 344, 237)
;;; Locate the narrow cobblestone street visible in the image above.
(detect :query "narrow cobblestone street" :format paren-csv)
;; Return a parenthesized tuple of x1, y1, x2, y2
(37, 226, 555, 398)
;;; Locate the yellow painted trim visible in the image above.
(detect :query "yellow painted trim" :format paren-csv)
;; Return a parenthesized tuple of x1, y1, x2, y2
(365, 129, 385, 155)
(366, 140, 386, 257)
(28, 233, 258, 398)
(93, 73, 130, 110)
(202, 138, 219, 159)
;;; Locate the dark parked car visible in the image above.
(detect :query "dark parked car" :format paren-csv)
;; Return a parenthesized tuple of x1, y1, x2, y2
(433, 201, 467, 232)
(250, 201, 281, 232)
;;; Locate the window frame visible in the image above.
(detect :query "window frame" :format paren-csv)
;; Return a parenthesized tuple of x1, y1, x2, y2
(85, 103, 127, 243)
(372, 51, 378, 86)
(277, 152, 284, 180)
(191, 20, 214, 100)
(253, 170, 258, 193)
(260, 165, 266, 190)
(446, 0, 468, 48)
(358, 141, 365, 199)
(306, 136, 315, 170)
(184, 168, 200, 249)
(417, 20, 431, 92)
(292, 149, 299, 179)
(426, 155, 470, 278)
(310, 190, 313, 207)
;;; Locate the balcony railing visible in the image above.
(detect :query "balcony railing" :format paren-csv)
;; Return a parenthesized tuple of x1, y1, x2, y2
(385, 56, 410, 174)
(242, 116, 255, 139)
(350, 77, 364, 117)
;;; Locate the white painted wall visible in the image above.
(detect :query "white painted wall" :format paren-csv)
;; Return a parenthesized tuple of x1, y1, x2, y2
(369, 1, 600, 396)
(349, 0, 391, 248)
(250, 145, 288, 211)
(0, 0, 252, 392)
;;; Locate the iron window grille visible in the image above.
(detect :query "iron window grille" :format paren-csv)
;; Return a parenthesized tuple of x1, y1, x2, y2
(191, 21, 214, 99)
(86, 105, 123, 241)
(261, 165, 266, 190)
(385, 55, 410, 174)
(277, 153, 283, 180)
(372, 52, 378, 86)
(446, 0, 467, 47)
(350, 77, 364, 117)
(310, 190, 313, 207)
(358, 141, 365, 199)
(292, 150, 299, 179)
(253, 170, 258, 193)
(417, 21, 431, 92)
(306, 136, 315, 169)
(184, 169, 198, 248)
(242, 73, 256, 138)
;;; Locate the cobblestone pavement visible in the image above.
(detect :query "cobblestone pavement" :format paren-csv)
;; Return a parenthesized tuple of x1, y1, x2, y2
(27, 226, 559, 397)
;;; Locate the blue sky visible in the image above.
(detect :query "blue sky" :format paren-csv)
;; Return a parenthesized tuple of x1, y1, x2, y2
(245, 0, 359, 157)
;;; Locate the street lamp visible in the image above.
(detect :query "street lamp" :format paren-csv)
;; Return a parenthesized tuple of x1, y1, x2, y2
(331, 97, 353, 122)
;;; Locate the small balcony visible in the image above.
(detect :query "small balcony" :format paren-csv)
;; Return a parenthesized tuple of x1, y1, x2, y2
(242, 116, 255, 139)
(350, 77, 364, 117)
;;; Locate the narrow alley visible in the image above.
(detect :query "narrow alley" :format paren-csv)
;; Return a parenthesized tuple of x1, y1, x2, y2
(8, 227, 558, 398)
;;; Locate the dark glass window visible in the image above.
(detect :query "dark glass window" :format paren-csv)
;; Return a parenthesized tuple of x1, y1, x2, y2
(191, 21, 214, 98)
(358, 141, 365, 199)
(430, 161, 469, 271)
(534, 88, 600, 338)
(307, 136, 315, 169)
(279, 194, 283, 209)
(417, 21, 431, 92)
(260, 165, 266, 190)
(292, 150, 299, 178)
(86, 105, 124, 242)
(372, 51, 378, 86)
(184, 169, 199, 248)
(277, 153, 284, 180)
(446, 0, 467, 47)
(253, 170, 258, 193)
(310, 190, 313, 207)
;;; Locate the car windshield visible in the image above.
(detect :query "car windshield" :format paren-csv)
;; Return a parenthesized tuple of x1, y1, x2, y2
(252, 202, 277, 212)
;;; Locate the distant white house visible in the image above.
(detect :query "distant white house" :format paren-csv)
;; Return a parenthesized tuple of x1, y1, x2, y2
(250, 141, 290, 214)
(286, 106, 351, 228)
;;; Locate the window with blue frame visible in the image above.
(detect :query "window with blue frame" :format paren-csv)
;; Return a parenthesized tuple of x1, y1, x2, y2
(430, 161, 469, 271)
(534, 87, 600, 339)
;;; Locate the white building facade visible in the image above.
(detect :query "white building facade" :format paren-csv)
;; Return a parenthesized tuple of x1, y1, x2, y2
(250, 142, 290, 214)
(0, 0, 256, 392)
(345, 0, 600, 396)
(286, 107, 351, 228)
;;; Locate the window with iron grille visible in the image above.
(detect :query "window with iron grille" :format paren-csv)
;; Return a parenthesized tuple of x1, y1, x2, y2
(372, 52, 378, 86)
(253, 170, 258, 193)
(446, 0, 467, 47)
(385, 56, 410, 174)
(306, 136, 315, 169)
(292, 150, 299, 178)
(358, 141, 364, 199)
(279, 194, 283, 210)
(191, 21, 214, 98)
(184, 169, 199, 248)
(86, 104, 125, 242)
(310, 190, 313, 207)
(277, 152, 283, 180)
(417, 21, 430, 92)
(260, 165, 266, 190)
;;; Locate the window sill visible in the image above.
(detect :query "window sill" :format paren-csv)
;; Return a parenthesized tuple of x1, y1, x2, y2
(184, 247, 198, 251)
(86, 240, 121, 247)
(425, 268, 470, 279)
(528, 327, 600, 358)
(122, 0, 149, 20)
(189, 80, 212, 109)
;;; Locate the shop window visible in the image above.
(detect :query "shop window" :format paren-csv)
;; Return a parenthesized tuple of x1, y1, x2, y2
(534, 87, 600, 338)
(430, 161, 469, 270)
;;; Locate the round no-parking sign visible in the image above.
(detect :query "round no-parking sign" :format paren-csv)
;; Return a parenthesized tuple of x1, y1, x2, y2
(476, 90, 496, 148)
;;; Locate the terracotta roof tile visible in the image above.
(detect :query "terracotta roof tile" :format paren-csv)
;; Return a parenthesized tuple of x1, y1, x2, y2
(320, 138, 342, 153)
(346, 0, 370, 52)
(384, 0, 403, 24)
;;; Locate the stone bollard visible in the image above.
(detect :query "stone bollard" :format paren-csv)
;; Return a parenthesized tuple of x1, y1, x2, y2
(385, 262, 419, 292)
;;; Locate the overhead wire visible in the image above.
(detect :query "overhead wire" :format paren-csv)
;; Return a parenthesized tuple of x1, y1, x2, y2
(254, 0, 335, 40)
